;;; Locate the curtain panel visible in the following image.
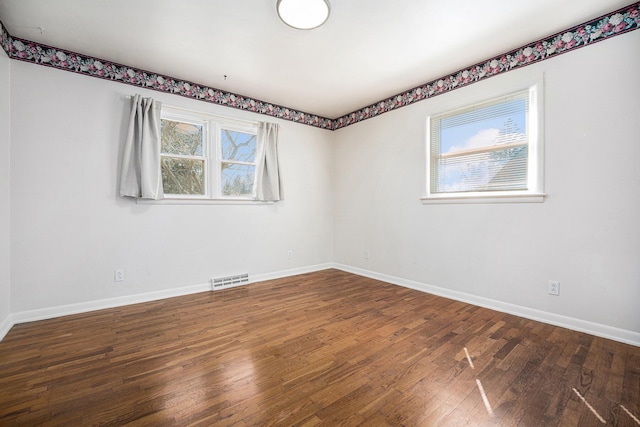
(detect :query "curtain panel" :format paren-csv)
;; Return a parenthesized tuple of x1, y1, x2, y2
(255, 122, 282, 201)
(119, 94, 164, 200)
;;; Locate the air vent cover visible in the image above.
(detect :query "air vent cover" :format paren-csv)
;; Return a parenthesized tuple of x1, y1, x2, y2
(211, 273, 249, 290)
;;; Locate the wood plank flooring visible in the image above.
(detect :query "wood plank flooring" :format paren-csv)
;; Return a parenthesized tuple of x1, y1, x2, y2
(0, 269, 638, 426)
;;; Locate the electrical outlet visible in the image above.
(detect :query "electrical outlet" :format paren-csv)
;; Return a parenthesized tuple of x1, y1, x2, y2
(287, 250, 293, 259)
(364, 250, 370, 260)
(114, 269, 124, 282)
(548, 280, 560, 296)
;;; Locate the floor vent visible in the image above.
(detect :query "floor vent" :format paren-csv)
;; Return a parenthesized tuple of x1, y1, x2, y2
(211, 273, 249, 290)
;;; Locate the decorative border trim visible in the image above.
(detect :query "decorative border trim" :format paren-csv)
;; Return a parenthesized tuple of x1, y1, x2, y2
(333, 2, 640, 129)
(0, 20, 334, 130)
(1, 3, 639, 130)
(0, 21, 8, 55)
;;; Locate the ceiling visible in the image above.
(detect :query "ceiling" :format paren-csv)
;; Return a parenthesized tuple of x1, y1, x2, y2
(0, 0, 631, 118)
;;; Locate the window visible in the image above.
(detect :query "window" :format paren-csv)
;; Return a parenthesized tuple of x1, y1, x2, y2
(160, 118, 206, 195)
(220, 129, 257, 197)
(425, 84, 544, 203)
(160, 107, 259, 200)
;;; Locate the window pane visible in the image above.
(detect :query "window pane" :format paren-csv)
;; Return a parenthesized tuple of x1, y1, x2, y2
(221, 163, 255, 197)
(441, 106, 526, 155)
(435, 146, 528, 193)
(161, 157, 204, 195)
(430, 90, 530, 194)
(221, 130, 256, 162)
(161, 119, 203, 156)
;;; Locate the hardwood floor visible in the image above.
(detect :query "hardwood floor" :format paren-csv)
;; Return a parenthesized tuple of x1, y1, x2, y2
(0, 269, 638, 426)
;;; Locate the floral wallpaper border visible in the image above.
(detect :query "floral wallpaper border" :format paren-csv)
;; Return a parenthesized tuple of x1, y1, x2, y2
(1, 2, 639, 131)
(333, 2, 640, 130)
(0, 20, 334, 130)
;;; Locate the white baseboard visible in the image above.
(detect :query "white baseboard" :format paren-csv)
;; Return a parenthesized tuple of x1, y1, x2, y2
(11, 282, 213, 325)
(6, 263, 638, 347)
(9, 263, 334, 328)
(333, 263, 640, 347)
(251, 263, 334, 284)
(0, 313, 13, 342)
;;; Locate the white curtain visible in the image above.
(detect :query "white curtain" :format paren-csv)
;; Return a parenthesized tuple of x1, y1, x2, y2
(255, 122, 282, 201)
(119, 94, 164, 199)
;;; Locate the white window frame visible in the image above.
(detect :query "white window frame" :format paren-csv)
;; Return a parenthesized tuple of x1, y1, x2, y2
(422, 80, 545, 204)
(153, 105, 264, 204)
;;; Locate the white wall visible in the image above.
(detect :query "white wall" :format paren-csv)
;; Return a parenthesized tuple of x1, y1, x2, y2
(0, 49, 10, 336)
(334, 31, 640, 340)
(10, 61, 334, 313)
(4, 29, 639, 345)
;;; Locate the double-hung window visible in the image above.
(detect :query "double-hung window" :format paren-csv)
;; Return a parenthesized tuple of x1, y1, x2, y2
(160, 106, 259, 200)
(160, 115, 207, 196)
(425, 83, 544, 203)
(219, 127, 257, 198)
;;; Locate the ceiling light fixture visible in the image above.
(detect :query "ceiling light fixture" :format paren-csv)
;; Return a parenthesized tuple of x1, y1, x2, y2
(276, 0, 330, 30)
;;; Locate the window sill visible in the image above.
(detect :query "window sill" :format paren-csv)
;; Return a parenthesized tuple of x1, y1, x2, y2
(421, 193, 546, 205)
(136, 198, 275, 205)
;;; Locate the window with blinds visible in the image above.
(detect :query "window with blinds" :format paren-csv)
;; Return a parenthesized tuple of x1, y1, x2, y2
(426, 85, 543, 201)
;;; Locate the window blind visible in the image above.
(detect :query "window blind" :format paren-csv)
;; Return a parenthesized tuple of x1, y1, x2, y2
(429, 90, 530, 194)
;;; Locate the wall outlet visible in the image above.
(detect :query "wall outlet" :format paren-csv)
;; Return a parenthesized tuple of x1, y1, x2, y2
(364, 250, 370, 260)
(548, 280, 560, 296)
(287, 250, 293, 259)
(114, 269, 124, 282)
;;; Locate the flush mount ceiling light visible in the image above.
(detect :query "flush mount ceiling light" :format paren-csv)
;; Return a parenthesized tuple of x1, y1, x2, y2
(277, 0, 330, 30)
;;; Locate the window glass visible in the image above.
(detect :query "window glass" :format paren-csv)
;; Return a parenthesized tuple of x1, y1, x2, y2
(161, 120, 203, 156)
(427, 86, 542, 200)
(222, 163, 256, 197)
(159, 108, 259, 200)
(221, 130, 256, 162)
(220, 129, 257, 197)
(161, 157, 205, 195)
